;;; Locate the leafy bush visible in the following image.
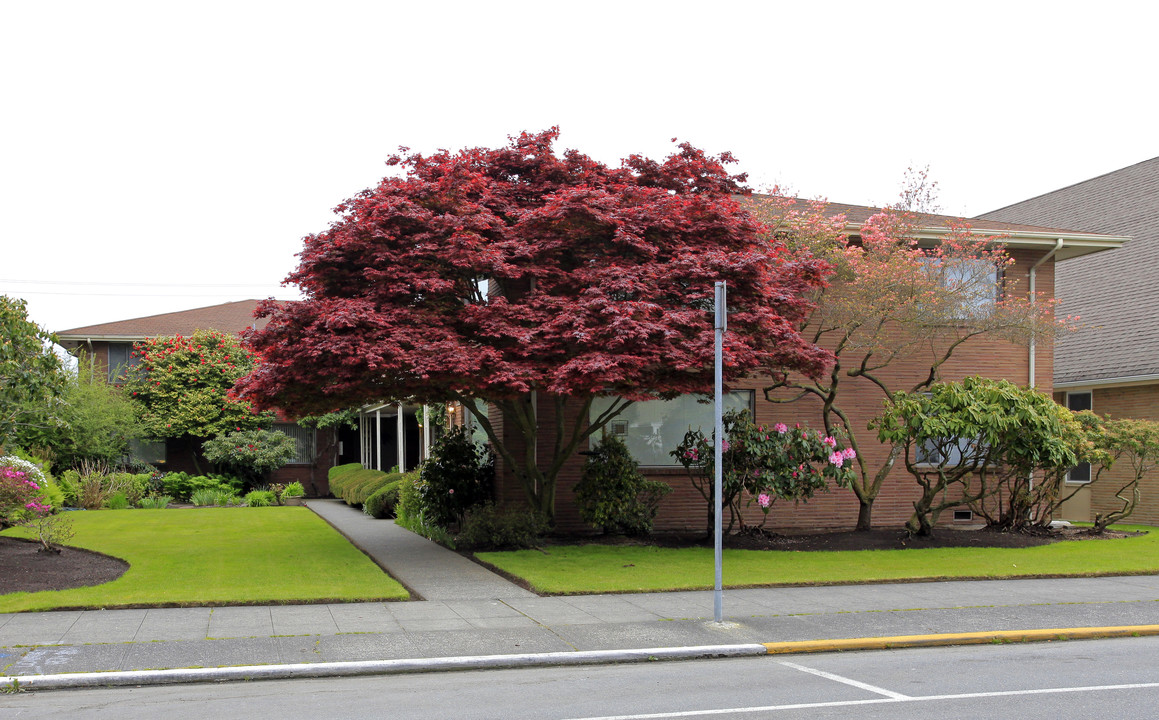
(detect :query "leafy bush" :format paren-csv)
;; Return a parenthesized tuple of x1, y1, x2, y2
(417, 426, 493, 529)
(202, 428, 298, 486)
(216, 490, 242, 506)
(104, 491, 130, 510)
(395, 471, 421, 523)
(78, 472, 112, 510)
(137, 494, 171, 509)
(161, 472, 241, 502)
(190, 488, 221, 507)
(456, 504, 549, 550)
(283, 481, 305, 498)
(57, 469, 80, 506)
(243, 490, 276, 507)
(575, 434, 671, 536)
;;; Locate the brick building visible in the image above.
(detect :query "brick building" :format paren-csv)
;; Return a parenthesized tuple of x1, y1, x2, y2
(55, 300, 356, 495)
(486, 200, 1127, 533)
(980, 157, 1159, 525)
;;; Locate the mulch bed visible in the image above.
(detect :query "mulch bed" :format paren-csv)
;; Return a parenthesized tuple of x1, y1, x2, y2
(545, 526, 1137, 552)
(0, 536, 128, 596)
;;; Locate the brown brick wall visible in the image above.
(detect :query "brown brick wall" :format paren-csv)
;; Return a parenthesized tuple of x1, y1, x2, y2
(1083, 385, 1159, 526)
(492, 248, 1058, 533)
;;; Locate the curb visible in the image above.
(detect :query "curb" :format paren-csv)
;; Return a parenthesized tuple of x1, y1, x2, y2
(6, 625, 1159, 692)
(0, 644, 768, 691)
(762, 624, 1159, 654)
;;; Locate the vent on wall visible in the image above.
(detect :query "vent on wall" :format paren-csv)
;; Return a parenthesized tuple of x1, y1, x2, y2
(953, 510, 974, 522)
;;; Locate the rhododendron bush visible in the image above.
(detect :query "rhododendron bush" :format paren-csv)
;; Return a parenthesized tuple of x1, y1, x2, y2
(237, 129, 833, 521)
(672, 410, 856, 533)
(126, 329, 273, 442)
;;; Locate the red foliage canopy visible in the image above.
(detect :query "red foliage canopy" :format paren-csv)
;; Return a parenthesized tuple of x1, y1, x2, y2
(236, 129, 831, 415)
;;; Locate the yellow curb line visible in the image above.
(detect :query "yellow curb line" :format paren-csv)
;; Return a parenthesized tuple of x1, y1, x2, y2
(763, 625, 1159, 655)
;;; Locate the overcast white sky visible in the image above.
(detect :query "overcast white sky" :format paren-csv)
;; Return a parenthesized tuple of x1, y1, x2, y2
(3, 0, 1155, 334)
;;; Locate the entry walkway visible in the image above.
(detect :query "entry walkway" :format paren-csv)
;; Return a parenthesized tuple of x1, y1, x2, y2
(306, 499, 536, 601)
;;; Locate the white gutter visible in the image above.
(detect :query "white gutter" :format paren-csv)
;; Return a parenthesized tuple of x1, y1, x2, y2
(1055, 373, 1159, 390)
(1028, 238, 1065, 388)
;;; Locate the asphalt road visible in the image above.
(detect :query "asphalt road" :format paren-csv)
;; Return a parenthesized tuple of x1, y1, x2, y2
(4, 636, 1159, 719)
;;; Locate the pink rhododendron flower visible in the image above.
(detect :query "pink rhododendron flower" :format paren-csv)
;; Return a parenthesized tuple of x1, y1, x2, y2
(829, 451, 844, 467)
(721, 439, 730, 452)
(843, 448, 857, 459)
(757, 493, 772, 508)
(822, 436, 837, 448)
(774, 423, 788, 434)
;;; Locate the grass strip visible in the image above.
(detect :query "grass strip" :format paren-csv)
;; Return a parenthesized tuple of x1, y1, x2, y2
(0, 507, 408, 612)
(476, 525, 1157, 594)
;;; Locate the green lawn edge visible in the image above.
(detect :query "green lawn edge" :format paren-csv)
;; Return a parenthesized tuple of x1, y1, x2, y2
(475, 525, 1159, 595)
(0, 507, 409, 612)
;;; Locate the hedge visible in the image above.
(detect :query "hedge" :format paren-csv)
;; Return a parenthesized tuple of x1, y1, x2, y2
(364, 471, 419, 519)
(328, 464, 371, 499)
(343, 471, 402, 507)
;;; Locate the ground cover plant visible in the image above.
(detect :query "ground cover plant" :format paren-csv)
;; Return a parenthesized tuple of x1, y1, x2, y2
(474, 525, 1156, 594)
(0, 507, 408, 611)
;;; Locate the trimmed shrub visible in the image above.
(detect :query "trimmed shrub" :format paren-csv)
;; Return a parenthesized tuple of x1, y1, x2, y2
(574, 434, 672, 536)
(344, 471, 403, 507)
(456, 504, 549, 550)
(327, 463, 363, 496)
(417, 426, 493, 529)
(364, 472, 416, 519)
(328, 465, 374, 499)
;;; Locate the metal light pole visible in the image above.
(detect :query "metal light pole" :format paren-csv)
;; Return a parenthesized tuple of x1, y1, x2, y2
(713, 281, 726, 623)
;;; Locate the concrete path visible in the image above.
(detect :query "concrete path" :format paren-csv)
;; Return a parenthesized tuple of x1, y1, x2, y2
(306, 499, 536, 601)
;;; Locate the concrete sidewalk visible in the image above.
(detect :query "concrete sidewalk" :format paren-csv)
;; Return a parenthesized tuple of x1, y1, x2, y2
(3, 500, 1159, 688)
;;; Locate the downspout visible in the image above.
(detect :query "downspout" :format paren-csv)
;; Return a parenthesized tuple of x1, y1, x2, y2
(1028, 238, 1065, 388)
(1027, 238, 1065, 509)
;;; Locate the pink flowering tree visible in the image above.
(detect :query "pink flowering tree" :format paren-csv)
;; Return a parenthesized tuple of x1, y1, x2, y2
(672, 410, 856, 534)
(752, 191, 1071, 530)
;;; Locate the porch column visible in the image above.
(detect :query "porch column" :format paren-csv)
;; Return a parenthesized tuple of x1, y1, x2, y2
(375, 409, 382, 472)
(422, 404, 431, 462)
(396, 403, 405, 471)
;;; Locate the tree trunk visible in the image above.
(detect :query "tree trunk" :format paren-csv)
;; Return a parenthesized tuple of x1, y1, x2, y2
(855, 500, 873, 531)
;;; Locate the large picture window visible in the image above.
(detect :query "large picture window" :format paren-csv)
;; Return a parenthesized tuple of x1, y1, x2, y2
(590, 391, 754, 467)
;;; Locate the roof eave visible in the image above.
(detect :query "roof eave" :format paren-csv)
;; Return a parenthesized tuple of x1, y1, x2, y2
(841, 221, 1129, 261)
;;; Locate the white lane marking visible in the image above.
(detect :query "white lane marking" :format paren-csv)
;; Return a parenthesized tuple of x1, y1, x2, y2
(777, 660, 911, 699)
(557, 681, 1159, 720)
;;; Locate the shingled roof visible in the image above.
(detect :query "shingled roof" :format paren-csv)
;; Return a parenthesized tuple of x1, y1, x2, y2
(978, 157, 1159, 386)
(55, 299, 272, 346)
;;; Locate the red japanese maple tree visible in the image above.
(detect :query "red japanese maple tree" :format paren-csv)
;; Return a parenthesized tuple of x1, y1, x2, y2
(236, 129, 832, 520)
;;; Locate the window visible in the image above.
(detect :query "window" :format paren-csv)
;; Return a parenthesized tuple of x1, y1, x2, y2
(128, 438, 166, 466)
(916, 436, 988, 467)
(274, 423, 316, 465)
(919, 256, 1000, 318)
(107, 342, 140, 383)
(590, 391, 755, 467)
(1066, 392, 1093, 483)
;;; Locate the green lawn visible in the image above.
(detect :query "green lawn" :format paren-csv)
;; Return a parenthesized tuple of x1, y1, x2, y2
(0, 507, 408, 612)
(476, 525, 1159, 594)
